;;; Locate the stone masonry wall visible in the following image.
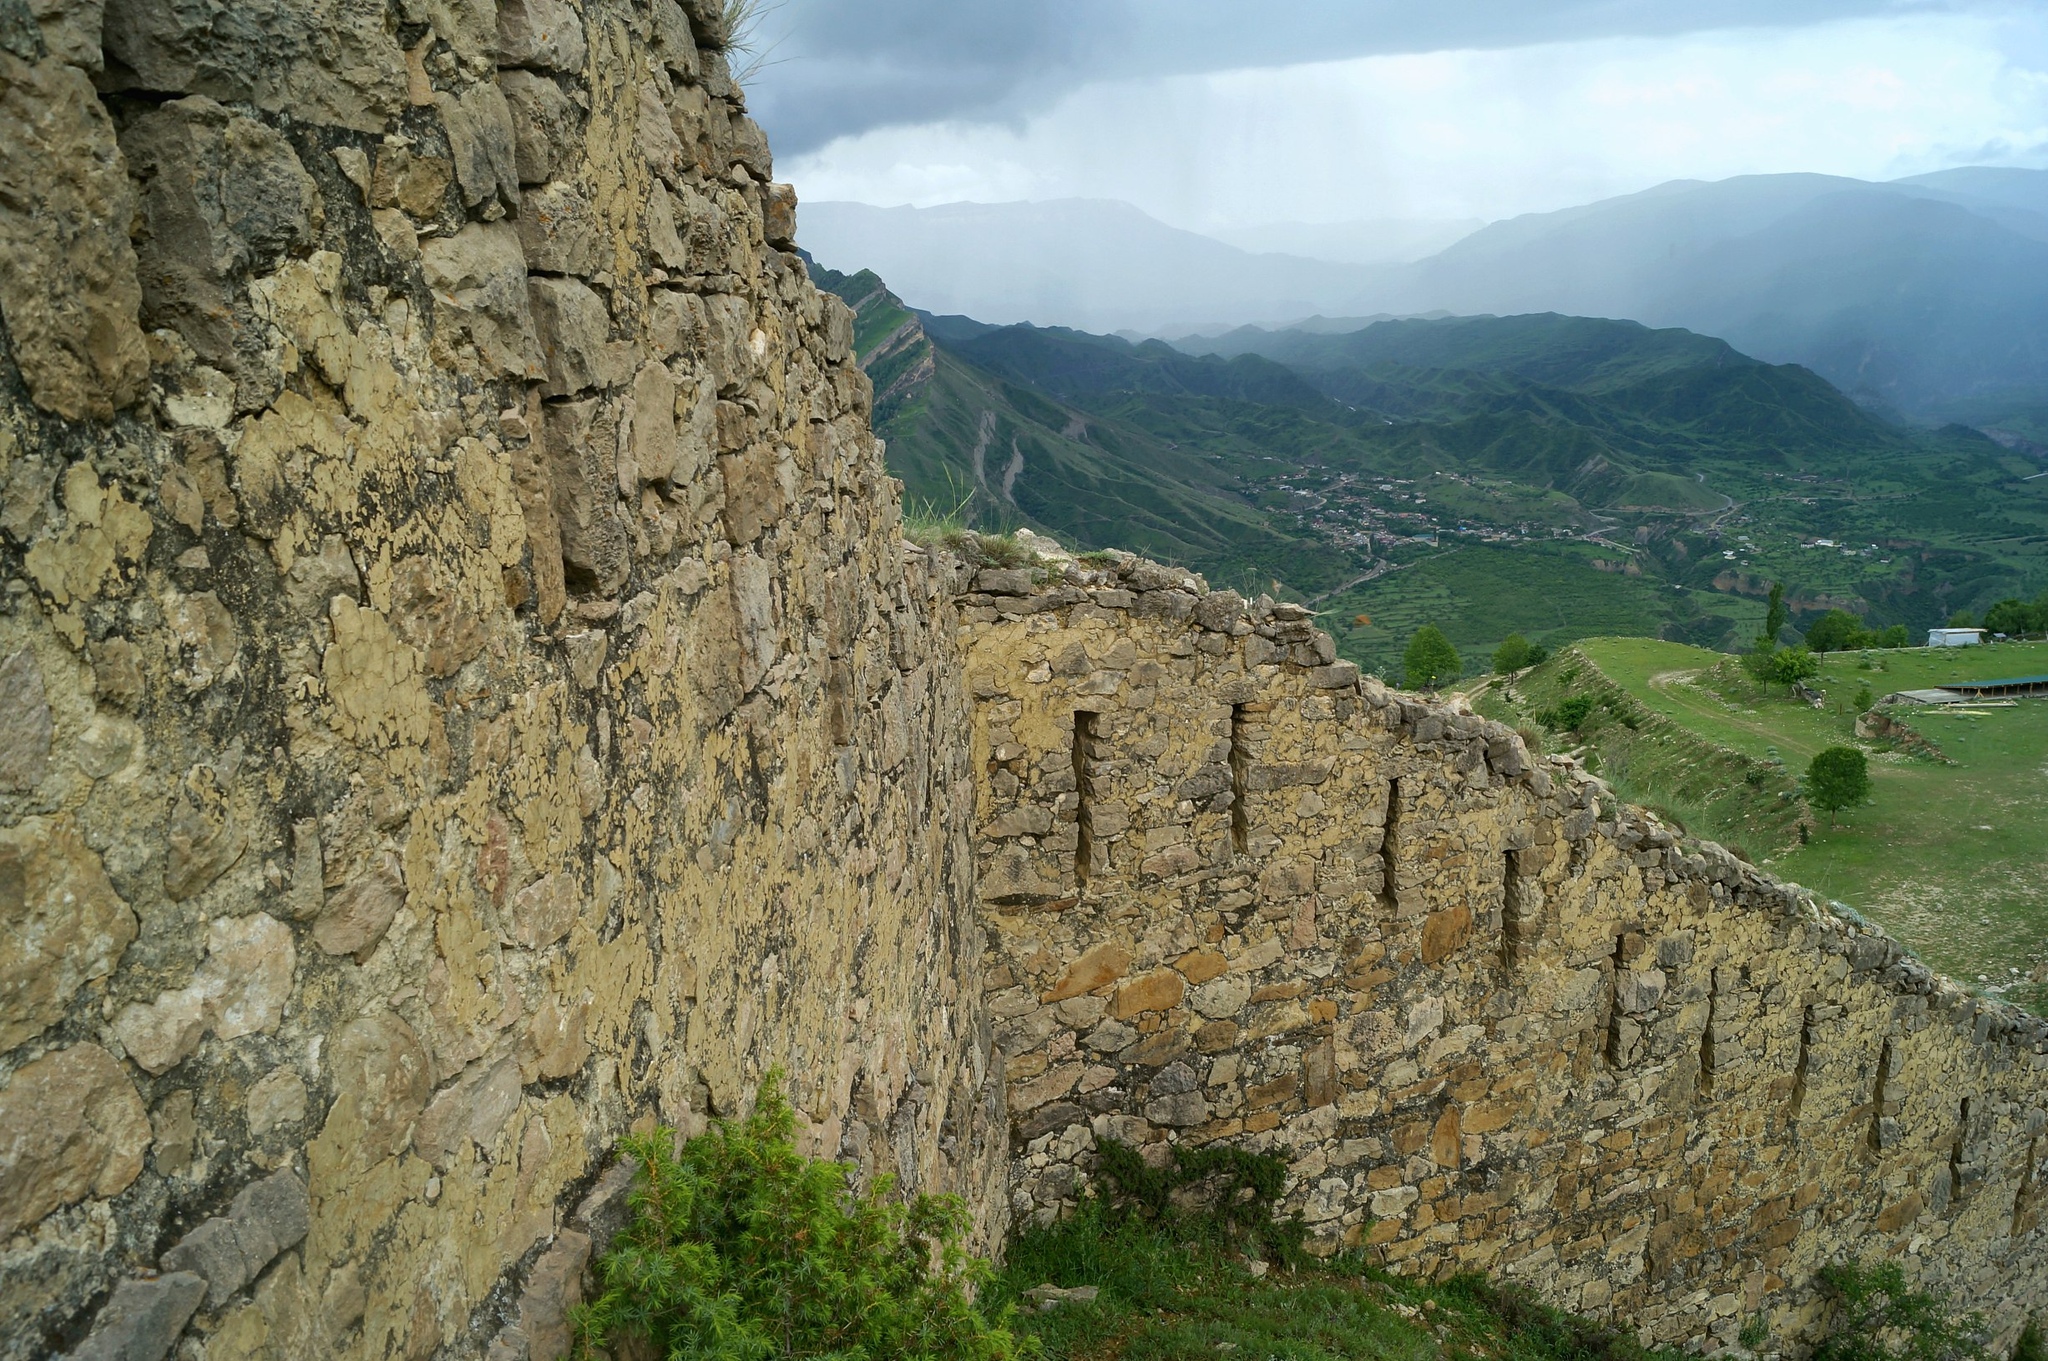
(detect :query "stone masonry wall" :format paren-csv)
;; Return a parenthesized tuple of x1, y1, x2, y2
(0, 1, 1004, 1357)
(960, 546, 2048, 1355)
(4, 0, 2047, 1354)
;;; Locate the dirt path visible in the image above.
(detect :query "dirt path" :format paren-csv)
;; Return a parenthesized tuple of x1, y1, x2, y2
(1644, 668, 1833, 761)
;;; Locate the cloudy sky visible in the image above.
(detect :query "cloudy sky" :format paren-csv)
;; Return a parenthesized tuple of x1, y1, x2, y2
(744, 1, 2048, 233)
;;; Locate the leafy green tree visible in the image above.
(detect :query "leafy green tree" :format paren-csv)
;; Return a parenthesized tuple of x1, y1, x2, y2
(1741, 635, 1777, 688)
(1807, 746, 1872, 826)
(1875, 624, 1910, 648)
(1762, 581, 1789, 646)
(1493, 634, 1539, 673)
(1404, 625, 1462, 690)
(1748, 643, 1818, 694)
(1981, 597, 2046, 637)
(574, 1077, 1027, 1361)
(1946, 608, 1976, 629)
(1805, 609, 1872, 653)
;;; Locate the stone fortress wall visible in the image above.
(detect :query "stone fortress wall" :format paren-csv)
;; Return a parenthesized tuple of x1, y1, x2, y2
(0, 0, 1005, 1357)
(0, 0, 2044, 1355)
(958, 543, 2048, 1355)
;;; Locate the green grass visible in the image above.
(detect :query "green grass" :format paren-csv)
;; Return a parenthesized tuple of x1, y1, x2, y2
(992, 1207, 1682, 1361)
(1477, 640, 1812, 855)
(1492, 639, 2048, 1011)
(1326, 548, 1763, 679)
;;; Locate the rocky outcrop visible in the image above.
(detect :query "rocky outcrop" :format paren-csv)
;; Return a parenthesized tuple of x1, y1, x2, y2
(961, 545, 2048, 1355)
(0, 2, 1001, 1358)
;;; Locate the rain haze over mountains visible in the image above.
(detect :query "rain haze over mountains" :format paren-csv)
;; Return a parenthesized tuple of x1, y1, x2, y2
(748, 0, 2048, 426)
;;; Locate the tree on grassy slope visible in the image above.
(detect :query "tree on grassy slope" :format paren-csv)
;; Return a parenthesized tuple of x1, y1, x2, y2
(1492, 634, 1547, 674)
(1805, 609, 1872, 653)
(1770, 646, 1821, 691)
(1807, 746, 1871, 827)
(1763, 581, 1789, 646)
(1405, 626, 1461, 690)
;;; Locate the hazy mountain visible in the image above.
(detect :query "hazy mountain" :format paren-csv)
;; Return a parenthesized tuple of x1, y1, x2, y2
(794, 168, 2048, 427)
(1206, 217, 1483, 266)
(1378, 172, 2048, 422)
(798, 198, 1389, 333)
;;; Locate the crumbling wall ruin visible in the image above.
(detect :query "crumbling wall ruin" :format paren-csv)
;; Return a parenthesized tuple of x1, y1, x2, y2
(960, 548, 2048, 1355)
(0, 1, 1003, 1357)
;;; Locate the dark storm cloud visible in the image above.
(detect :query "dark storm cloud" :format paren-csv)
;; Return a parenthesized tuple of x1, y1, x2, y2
(746, 0, 1962, 154)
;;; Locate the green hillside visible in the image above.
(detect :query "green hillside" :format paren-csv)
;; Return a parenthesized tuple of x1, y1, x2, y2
(1477, 639, 2048, 1012)
(810, 262, 1350, 595)
(810, 264, 2048, 677)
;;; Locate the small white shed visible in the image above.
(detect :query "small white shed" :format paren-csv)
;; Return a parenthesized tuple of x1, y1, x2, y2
(1927, 627, 1985, 648)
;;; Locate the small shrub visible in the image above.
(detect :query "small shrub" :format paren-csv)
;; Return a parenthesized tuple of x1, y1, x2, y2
(1440, 1274, 1679, 1361)
(1090, 1138, 1305, 1264)
(1516, 724, 1546, 755)
(1540, 695, 1599, 732)
(573, 1076, 1028, 1360)
(1740, 1314, 1771, 1350)
(1810, 1261, 1984, 1361)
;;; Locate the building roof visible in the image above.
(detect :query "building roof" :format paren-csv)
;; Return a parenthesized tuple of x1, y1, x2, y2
(1890, 689, 1969, 704)
(1947, 675, 2048, 692)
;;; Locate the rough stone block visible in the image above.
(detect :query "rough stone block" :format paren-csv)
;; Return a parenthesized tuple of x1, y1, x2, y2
(0, 56, 149, 421)
(0, 1043, 148, 1237)
(66, 1272, 205, 1361)
(422, 221, 544, 378)
(496, 0, 586, 71)
(0, 815, 133, 1051)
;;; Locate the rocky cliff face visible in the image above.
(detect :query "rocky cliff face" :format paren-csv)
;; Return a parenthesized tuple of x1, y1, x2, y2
(0, 1, 1003, 1357)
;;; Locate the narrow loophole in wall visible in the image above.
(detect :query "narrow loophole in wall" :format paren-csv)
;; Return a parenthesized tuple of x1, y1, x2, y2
(1948, 1097, 1974, 1213)
(1378, 777, 1401, 914)
(2013, 1136, 2041, 1239)
(1603, 933, 1628, 1067)
(1498, 848, 1522, 971)
(1868, 1037, 1894, 1155)
(1697, 973, 1718, 1098)
(1229, 704, 1251, 856)
(1789, 1005, 1814, 1120)
(1073, 710, 1098, 885)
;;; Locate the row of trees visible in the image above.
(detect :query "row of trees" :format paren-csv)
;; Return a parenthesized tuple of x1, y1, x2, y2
(1953, 590, 2048, 637)
(1393, 577, 2044, 693)
(1400, 627, 1550, 689)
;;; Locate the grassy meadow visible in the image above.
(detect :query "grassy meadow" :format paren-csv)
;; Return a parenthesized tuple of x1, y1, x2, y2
(1480, 639, 2048, 1011)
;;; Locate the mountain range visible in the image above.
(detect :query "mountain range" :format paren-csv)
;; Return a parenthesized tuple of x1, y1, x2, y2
(799, 168, 2048, 429)
(808, 259, 2048, 674)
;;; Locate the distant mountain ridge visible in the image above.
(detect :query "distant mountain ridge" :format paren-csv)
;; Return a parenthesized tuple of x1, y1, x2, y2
(795, 168, 2048, 429)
